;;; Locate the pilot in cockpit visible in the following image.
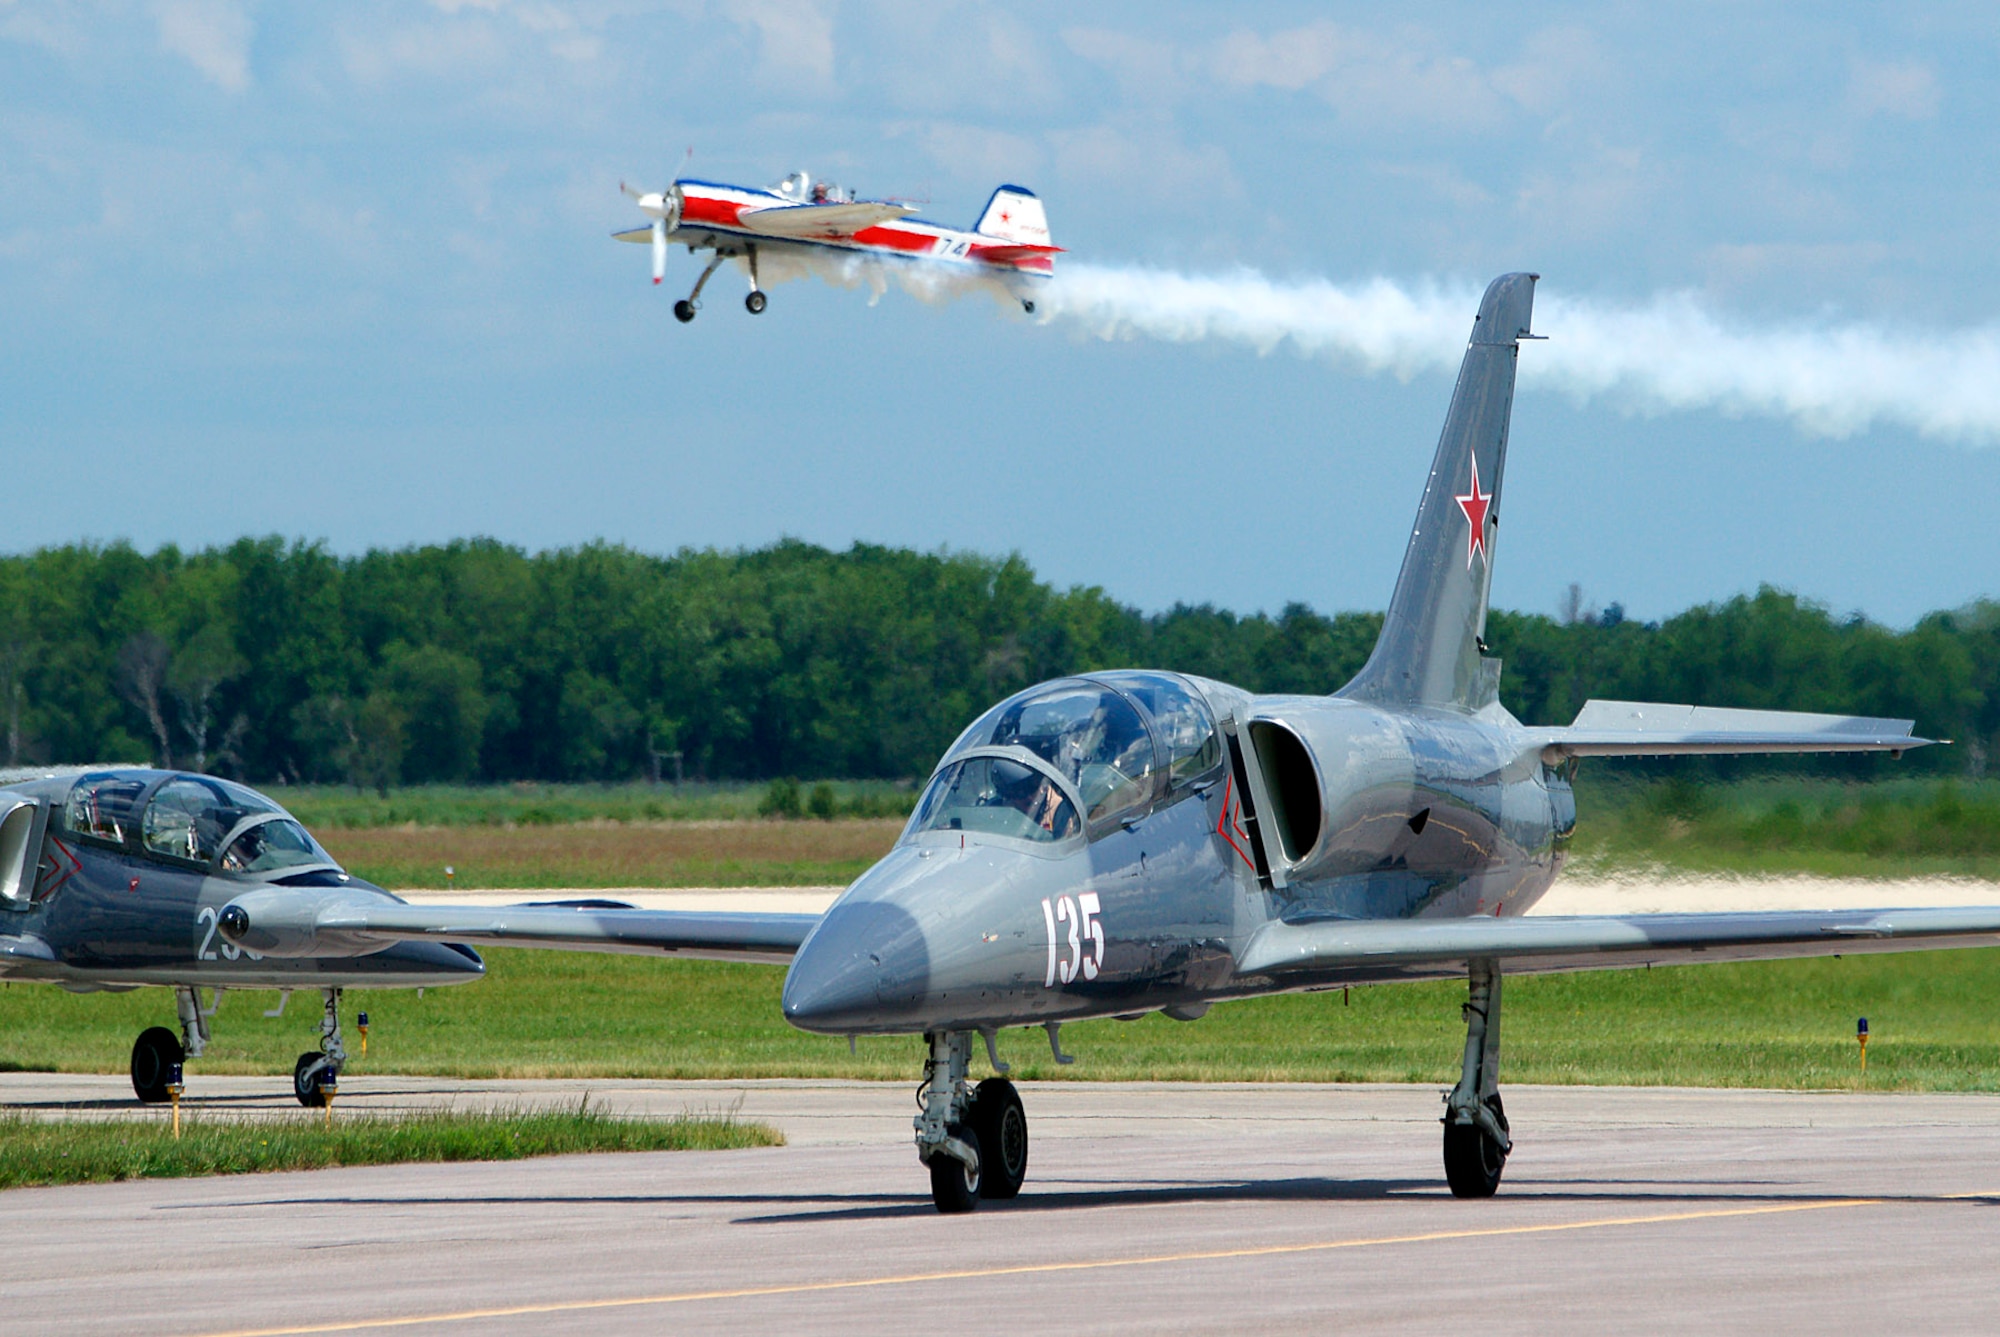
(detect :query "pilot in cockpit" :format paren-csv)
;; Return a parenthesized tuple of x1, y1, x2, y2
(992, 759, 1076, 838)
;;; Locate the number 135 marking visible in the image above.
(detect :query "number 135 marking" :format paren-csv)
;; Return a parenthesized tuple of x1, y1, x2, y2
(1041, 893, 1104, 987)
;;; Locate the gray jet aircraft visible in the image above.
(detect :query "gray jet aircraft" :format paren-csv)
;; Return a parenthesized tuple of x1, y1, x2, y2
(12, 273, 1996, 1214)
(0, 766, 483, 1104)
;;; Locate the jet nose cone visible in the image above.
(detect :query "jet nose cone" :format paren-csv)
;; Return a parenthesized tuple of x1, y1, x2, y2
(782, 899, 930, 1034)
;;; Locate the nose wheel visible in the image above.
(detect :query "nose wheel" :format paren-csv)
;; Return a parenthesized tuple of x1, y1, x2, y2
(292, 987, 349, 1108)
(914, 1032, 1029, 1212)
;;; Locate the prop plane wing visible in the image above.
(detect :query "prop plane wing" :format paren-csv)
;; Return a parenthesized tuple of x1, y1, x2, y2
(613, 170, 1059, 321)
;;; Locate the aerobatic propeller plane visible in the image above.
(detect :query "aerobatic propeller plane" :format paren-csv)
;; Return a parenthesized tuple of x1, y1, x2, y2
(614, 170, 1058, 320)
(6, 274, 1997, 1214)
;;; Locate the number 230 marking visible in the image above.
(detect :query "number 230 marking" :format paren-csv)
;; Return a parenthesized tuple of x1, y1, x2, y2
(1041, 893, 1104, 987)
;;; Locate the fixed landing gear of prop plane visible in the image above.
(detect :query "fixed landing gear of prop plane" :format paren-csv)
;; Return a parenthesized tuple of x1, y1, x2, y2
(914, 1031, 1030, 1213)
(673, 300, 696, 323)
(1442, 960, 1511, 1198)
(293, 988, 350, 1108)
(1020, 299, 1035, 314)
(745, 291, 767, 315)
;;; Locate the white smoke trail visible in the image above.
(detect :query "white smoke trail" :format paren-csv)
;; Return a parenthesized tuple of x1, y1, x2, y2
(1042, 263, 2000, 444)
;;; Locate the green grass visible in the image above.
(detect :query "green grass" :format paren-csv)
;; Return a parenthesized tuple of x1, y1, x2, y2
(5, 946, 1999, 1092)
(1571, 774, 2000, 878)
(282, 780, 916, 830)
(0, 1106, 781, 1189)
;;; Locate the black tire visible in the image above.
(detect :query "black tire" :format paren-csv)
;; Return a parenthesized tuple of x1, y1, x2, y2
(745, 291, 767, 315)
(970, 1078, 1027, 1200)
(1021, 299, 1036, 314)
(130, 1027, 184, 1104)
(294, 1052, 329, 1108)
(928, 1124, 980, 1214)
(673, 299, 696, 323)
(1442, 1121, 1506, 1198)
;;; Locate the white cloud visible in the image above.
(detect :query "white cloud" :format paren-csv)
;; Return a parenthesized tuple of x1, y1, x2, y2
(722, 0, 835, 90)
(1209, 21, 1509, 132)
(153, 0, 254, 93)
(1847, 58, 1939, 121)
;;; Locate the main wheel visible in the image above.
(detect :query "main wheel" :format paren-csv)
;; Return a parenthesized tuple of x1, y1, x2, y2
(130, 1027, 184, 1104)
(928, 1123, 980, 1214)
(745, 291, 767, 314)
(294, 1052, 329, 1108)
(1021, 299, 1036, 314)
(673, 299, 696, 323)
(970, 1078, 1027, 1200)
(1442, 1121, 1507, 1198)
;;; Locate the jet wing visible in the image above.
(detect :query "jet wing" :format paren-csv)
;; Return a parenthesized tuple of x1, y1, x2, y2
(1237, 906, 2000, 986)
(734, 201, 916, 238)
(1528, 699, 1929, 760)
(220, 888, 819, 965)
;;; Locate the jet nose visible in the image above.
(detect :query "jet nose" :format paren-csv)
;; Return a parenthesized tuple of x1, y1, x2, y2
(781, 899, 930, 1034)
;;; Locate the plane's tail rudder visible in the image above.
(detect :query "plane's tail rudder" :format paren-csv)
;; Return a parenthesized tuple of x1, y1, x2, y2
(973, 186, 1051, 246)
(1338, 273, 1538, 711)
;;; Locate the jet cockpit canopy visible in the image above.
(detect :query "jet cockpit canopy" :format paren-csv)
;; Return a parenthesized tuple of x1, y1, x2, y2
(62, 769, 340, 879)
(915, 672, 1222, 843)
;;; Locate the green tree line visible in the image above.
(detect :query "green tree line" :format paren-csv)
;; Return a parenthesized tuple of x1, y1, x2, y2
(0, 537, 1993, 787)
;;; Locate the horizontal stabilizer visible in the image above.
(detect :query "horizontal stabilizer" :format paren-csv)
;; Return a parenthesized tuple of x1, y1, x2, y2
(969, 243, 1064, 265)
(611, 226, 656, 244)
(1532, 699, 1928, 760)
(1239, 905, 2000, 986)
(736, 201, 915, 238)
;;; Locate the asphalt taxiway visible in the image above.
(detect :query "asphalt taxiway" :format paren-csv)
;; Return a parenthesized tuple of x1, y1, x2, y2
(3, 1077, 1997, 1335)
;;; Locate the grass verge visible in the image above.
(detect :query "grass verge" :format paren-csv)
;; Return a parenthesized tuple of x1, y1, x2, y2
(5, 947, 1999, 1091)
(0, 1106, 781, 1190)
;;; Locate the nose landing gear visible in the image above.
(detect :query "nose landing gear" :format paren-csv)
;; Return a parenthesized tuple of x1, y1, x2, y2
(914, 1031, 1030, 1212)
(1442, 959, 1510, 1197)
(293, 987, 349, 1108)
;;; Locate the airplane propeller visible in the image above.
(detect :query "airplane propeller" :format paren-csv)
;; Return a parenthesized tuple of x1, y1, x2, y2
(620, 179, 684, 285)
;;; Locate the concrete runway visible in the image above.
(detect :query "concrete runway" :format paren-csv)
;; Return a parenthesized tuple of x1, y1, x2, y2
(4, 1077, 1999, 1335)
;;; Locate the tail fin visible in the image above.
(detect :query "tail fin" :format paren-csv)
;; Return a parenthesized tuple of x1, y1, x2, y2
(973, 185, 1051, 246)
(1339, 272, 1538, 710)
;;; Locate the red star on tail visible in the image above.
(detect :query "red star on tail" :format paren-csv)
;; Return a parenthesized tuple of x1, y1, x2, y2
(1455, 455, 1491, 568)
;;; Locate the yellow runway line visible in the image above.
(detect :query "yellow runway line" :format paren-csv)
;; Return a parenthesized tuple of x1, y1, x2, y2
(192, 1196, 1893, 1336)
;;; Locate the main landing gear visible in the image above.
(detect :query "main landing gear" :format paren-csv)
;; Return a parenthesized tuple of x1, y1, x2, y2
(914, 1030, 1029, 1213)
(674, 247, 768, 321)
(1442, 959, 1510, 1198)
(293, 988, 349, 1107)
(131, 985, 212, 1103)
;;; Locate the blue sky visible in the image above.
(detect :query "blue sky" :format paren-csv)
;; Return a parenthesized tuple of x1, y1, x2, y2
(5, 3, 2000, 625)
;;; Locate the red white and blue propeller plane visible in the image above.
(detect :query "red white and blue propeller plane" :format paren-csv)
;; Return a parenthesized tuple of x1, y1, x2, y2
(615, 170, 1060, 321)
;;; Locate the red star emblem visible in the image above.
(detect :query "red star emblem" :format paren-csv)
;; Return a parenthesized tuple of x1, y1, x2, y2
(999, 210, 1011, 223)
(1455, 454, 1491, 568)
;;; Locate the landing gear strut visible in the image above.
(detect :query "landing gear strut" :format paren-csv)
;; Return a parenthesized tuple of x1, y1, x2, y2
(674, 253, 725, 323)
(744, 245, 766, 314)
(293, 987, 348, 1108)
(914, 1031, 1029, 1212)
(1442, 959, 1510, 1198)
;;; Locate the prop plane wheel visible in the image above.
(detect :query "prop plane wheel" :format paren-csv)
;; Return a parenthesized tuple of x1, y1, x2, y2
(294, 1053, 330, 1108)
(745, 291, 767, 315)
(1442, 1120, 1507, 1198)
(928, 1124, 980, 1214)
(970, 1078, 1027, 1200)
(1021, 300, 1035, 314)
(130, 1027, 184, 1104)
(673, 300, 696, 323)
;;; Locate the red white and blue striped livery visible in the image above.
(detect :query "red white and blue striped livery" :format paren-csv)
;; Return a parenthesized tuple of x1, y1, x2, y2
(615, 170, 1060, 322)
